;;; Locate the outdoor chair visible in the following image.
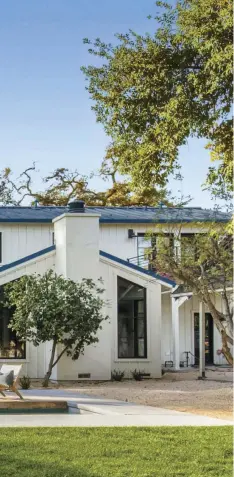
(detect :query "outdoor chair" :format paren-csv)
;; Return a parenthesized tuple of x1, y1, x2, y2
(0, 364, 23, 399)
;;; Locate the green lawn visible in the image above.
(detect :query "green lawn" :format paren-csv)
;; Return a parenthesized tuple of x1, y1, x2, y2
(0, 427, 232, 477)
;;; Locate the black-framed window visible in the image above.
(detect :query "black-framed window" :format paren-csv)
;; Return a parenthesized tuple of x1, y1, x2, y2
(117, 276, 147, 359)
(0, 232, 2, 263)
(0, 305, 26, 359)
(137, 233, 174, 268)
(181, 233, 197, 260)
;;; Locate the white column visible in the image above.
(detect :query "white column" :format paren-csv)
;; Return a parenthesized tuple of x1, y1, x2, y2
(199, 301, 206, 379)
(172, 297, 180, 370)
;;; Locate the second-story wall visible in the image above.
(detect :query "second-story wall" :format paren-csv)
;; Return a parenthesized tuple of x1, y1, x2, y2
(0, 223, 54, 265)
(0, 220, 209, 266)
(99, 223, 208, 261)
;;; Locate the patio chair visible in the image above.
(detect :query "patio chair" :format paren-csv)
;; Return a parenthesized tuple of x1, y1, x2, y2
(0, 364, 23, 399)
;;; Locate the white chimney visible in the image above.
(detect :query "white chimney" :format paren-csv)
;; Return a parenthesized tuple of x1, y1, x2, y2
(53, 200, 100, 282)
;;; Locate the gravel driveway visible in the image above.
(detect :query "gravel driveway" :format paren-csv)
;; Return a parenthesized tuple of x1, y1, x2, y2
(32, 368, 233, 421)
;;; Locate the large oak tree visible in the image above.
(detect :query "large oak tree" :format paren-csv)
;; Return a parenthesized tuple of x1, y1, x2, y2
(0, 164, 171, 207)
(82, 0, 232, 200)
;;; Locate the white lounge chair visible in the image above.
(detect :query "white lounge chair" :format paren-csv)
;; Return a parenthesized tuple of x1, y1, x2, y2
(0, 364, 23, 399)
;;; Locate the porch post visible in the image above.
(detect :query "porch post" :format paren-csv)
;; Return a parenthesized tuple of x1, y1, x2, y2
(199, 301, 206, 379)
(172, 297, 180, 370)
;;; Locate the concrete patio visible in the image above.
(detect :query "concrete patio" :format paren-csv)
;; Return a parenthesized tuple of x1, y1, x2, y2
(0, 388, 232, 427)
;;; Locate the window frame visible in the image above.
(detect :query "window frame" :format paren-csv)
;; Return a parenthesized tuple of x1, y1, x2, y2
(117, 276, 147, 360)
(0, 301, 26, 360)
(137, 232, 174, 253)
(137, 232, 174, 269)
(0, 232, 2, 263)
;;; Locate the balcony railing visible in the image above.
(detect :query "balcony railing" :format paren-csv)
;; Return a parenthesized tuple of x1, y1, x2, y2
(127, 253, 174, 281)
(127, 253, 156, 271)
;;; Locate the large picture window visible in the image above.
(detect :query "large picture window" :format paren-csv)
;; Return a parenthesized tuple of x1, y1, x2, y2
(117, 277, 147, 359)
(0, 307, 26, 359)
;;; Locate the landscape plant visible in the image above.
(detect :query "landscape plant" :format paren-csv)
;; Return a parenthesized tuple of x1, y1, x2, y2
(151, 222, 233, 364)
(82, 0, 232, 201)
(4, 270, 108, 387)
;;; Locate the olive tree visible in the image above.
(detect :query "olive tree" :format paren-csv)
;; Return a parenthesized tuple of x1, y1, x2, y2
(149, 223, 233, 364)
(4, 270, 108, 386)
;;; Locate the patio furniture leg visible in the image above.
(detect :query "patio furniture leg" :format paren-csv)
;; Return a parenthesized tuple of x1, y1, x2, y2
(0, 390, 6, 397)
(11, 386, 23, 400)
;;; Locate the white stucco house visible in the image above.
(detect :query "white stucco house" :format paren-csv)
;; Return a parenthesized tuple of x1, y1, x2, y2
(0, 201, 231, 380)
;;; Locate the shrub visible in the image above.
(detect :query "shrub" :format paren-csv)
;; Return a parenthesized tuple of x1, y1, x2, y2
(19, 375, 31, 389)
(131, 369, 144, 381)
(111, 369, 125, 382)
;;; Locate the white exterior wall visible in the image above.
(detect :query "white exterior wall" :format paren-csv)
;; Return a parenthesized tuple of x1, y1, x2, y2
(0, 217, 231, 379)
(0, 251, 56, 378)
(57, 259, 112, 381)
(0, 221, 208, 267)
(161, 294, 232, 366)
(0, 223, 53, 265)
(101, 257, 162, 379)
(99, 223, 210, 260)
(57, 256, 163, 380)
(55, 213, 163, 380)
(54, 211, 111, 380)
(0, 217, 164, 381)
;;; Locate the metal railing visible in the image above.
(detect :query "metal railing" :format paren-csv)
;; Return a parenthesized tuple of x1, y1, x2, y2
(127, 253, 174, 281)
(127, 253, 158, 273)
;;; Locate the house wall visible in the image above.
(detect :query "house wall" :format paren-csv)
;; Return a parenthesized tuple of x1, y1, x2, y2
(0, 223, 54, 265)
(0, 251, 56, 378)
(56, 256, 163, 381)
(0, 216, 231, 379)
(99, 223, 209, 260)
(56, 259, 113, 381)
(0, 216, 164, 381)
(0, 221, 208, 267)
(161, 294, 232, 367)
(101, 258, 162, 379)
(56, 214, 163, 380)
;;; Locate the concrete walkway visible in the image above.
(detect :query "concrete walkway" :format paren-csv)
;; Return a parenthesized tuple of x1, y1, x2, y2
(0, 388, 232, 427)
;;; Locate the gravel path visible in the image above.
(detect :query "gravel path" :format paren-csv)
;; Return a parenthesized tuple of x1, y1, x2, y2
(32, 368, 233, 421)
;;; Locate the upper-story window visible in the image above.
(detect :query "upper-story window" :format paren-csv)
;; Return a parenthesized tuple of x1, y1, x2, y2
(137, 235, 152, 268)
(137, 233, 174, 268)
(180, 233, 197, 260)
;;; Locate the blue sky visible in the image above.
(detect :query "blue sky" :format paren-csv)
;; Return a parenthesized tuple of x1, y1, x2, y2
(0, 0, 218, 207)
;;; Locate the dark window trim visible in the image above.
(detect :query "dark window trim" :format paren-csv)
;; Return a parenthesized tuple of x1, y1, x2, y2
(0, 232, 2, 263)
(117, 276, 147, 359)
(0, 286, 26, 359)
(137, 233, 174, 265)
(194, 312, 214, 365)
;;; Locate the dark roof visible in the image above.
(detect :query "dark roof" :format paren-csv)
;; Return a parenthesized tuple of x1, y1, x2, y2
(0, 206, 231, 224)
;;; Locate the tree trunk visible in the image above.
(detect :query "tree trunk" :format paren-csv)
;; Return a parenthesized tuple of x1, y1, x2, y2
(221, 330, 233, 366)
(42, 339, 57, 387)
(204, 295, 233, 366)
